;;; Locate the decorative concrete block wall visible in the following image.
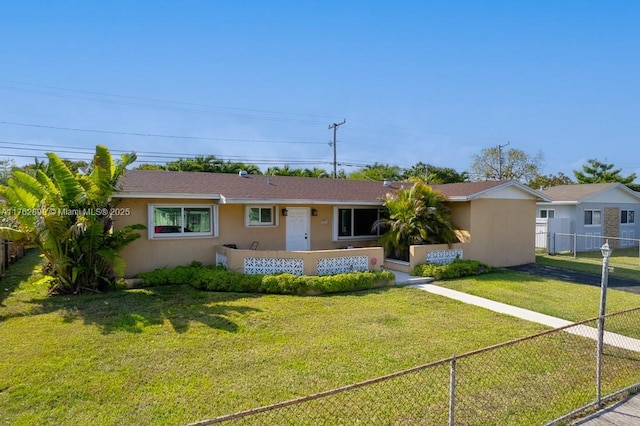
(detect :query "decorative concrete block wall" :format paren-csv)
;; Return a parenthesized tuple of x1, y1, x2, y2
(317, 255, 369, 275)
(244, 257, 304, 275)
(426, 249, 463, 265)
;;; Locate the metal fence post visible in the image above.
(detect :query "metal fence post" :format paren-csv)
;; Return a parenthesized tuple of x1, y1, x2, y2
(596, 250, 610, 406)
(449, 354, 456, 426)
(573, 233, 577, 258)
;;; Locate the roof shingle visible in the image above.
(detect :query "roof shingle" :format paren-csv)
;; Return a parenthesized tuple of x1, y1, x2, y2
(117, 170, 539, 202)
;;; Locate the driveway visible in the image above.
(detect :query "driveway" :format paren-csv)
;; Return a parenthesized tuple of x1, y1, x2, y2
(507, 263, 640, 295)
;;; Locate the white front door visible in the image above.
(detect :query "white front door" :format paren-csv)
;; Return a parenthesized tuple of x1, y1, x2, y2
(286, 207, 310, 251)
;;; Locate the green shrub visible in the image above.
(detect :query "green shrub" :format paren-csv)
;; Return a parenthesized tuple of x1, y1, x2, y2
(411, 259, 491, 280)
(138, 265, 395, 295)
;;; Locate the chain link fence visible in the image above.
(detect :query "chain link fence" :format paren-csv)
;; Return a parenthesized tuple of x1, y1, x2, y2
(189, 307, 640, 425)
(537, 231, 640, 259)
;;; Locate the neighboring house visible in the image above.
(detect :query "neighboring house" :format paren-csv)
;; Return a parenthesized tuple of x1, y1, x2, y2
(114, 170, 549, 276)
(537, 183, 640, 252)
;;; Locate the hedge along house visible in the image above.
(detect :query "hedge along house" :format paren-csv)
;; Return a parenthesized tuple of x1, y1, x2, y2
(537, 183, 640, 253)
(114, 170, 549, 277)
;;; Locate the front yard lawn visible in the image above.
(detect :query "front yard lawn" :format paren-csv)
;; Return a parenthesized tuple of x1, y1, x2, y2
(0, 252, 549, 425)
(2, 253, 639, 425)
(438, 269, 640, 322)
(536, 248, 640, 283)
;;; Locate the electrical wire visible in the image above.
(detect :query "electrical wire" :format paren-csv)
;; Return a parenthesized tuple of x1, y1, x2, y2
(0, 80, 339, 125)
(0, 121, 326, 144)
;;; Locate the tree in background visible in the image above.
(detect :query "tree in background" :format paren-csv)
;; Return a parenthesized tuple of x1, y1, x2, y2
(0, 146, 145, 295)
(265, 164, 305, 176)
(403, 162, 469, 183)
(0, 159, 16, 185)
(527, 172, 573, 190)
(348, 163, 403, 181)
(135, 156, 262, 174)
(165, 155, 222, 172)
(135, 163, 166, 171)
(218, 161, 261, 175)
(573, 159, 638, 190)
(373, 182, 457, 261)
(470, 146, 543, 182)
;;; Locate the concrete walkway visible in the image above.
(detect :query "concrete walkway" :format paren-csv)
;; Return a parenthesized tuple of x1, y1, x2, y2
(573, 394, 640, 425)
(393, 271, 640, 425)
(393, 271, 640, 352)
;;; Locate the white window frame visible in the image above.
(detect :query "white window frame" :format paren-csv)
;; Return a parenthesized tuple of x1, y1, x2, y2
(148, 204, 217, 239)
(584, 209, 602, 226)
(539, 209, 555, 219)
(333, 206, 384, 240)
(245, 205, 278, 227)
(621, 209, 635, 224)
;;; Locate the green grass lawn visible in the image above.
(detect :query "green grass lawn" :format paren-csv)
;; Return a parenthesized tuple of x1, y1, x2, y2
(0, 251, 551, 425)
(537, 247, 640, 282)
(438, 269, 640, 322)
(1, 252, 639, 425)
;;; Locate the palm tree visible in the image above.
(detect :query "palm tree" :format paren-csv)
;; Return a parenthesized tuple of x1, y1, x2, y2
(373, 182, 457, 261)
(265, 164, 305, 176)
(0, 145, 144, 294)
(302, 167, 330, 178)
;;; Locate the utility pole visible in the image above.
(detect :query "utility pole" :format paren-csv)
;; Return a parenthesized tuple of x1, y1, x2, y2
(329, 119, 346, 179)
(497, 141, 510, 180)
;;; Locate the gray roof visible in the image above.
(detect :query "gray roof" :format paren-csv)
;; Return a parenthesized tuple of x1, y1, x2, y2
(540, 183, 640, 202)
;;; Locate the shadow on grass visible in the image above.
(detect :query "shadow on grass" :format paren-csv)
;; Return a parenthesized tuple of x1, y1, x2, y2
(56, 287, 262, 334)
(3, 282, 262, 334)
(0, 249, 44, 307)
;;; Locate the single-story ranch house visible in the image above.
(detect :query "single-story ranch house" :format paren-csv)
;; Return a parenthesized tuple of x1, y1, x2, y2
(536, 183, 640, 252)
(114, 170, 550, 277)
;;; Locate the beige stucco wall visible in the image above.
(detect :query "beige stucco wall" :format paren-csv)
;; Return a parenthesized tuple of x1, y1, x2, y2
(449, 202, 471, 232)
(115, 198, 220, 277)
(115, 194, 538, 276)
(395, 198, 536, 269)
(409, 243, 470, 270)
(465, 198, 537, 267)
(115, 199, 382, 277)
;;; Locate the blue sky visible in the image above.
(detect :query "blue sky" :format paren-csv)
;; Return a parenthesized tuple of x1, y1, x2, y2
(1, 1, 640, 181)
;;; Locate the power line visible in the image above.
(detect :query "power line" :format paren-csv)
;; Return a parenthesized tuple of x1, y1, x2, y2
(0, 140, 340, 167)
(0, 120, 326, 145)
(0, 80, 341, 125)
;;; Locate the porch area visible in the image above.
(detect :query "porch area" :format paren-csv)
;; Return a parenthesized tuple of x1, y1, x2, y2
(214, 245, 385, 276)
(214, 243, 470, 276)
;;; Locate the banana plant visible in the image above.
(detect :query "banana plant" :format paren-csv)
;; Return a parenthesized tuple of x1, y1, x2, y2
(0, 145, 145, 294)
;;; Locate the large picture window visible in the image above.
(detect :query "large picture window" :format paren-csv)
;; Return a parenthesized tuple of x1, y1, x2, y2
(584, 209, 601, 226)
(336, 207, 384, 239)
(149, 205, 215, 238)
(246, 206, 276, 226)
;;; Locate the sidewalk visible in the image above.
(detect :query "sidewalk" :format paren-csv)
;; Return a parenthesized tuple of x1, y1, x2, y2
(573, 393, 640, 425)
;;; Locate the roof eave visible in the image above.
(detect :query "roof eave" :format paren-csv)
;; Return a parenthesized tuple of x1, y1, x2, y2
(220, 198, 384, 206)
(464, 181, 553, 202)
(115, 192, 222, 200)
(537, 201, 579, 206)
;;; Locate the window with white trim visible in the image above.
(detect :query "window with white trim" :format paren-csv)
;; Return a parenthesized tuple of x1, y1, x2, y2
(584, 209, 601, 226)
(149, 205, 216, 238)
(335, 207, 385, 239)
(539, 209, 555, 219)
(245, 206, 276, 227)
(621, 209, 635, 224)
